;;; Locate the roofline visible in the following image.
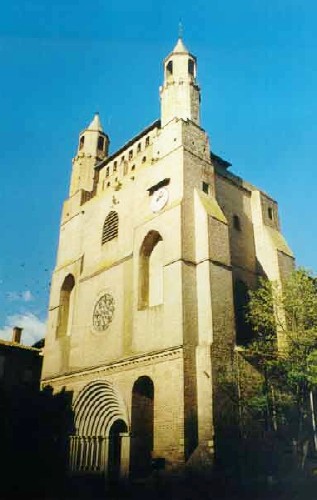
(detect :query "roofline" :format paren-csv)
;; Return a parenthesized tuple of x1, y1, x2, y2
(0, 339, 42, 352)
(95, 119, 161, 171)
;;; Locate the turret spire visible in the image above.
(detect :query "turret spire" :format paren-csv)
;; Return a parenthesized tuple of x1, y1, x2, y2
(87, 112, 103, 132)
(160, 38, 201, 127)
(69, 113, 109, 196)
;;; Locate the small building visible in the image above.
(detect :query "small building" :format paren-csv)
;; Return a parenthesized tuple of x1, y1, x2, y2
(0, 326, 43, 393)
(0, 327, 43, 497)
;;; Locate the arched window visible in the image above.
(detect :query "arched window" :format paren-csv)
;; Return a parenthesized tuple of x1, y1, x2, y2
(97, 136, 105, 152)
(166, 60, 173, 79)
(56, 274, 75, 338)
(139, 231, 163, 309)
(102, 211, 119, 245)
(79, 136, 85, 150)
(188, 58, 195, 76)
(233, 279, 253, 345)
(130, 376, 154, 479)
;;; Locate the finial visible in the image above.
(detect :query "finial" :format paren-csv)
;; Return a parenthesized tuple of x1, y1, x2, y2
(178, 20, 183, 40)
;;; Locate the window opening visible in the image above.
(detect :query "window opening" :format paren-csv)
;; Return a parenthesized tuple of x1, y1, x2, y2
(166, 60, 173, 78)
(202, 182, 209, 194)
(188, 59, 195, 76)
(102, 211, 119, 244)
(98, 136, 105, 151)
(79, 136, 85, 150)
(268, 207, 273, 220)
(233, 215, 241, 231)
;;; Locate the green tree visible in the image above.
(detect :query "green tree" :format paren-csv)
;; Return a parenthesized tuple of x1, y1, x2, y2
(245, 268, 317, 470)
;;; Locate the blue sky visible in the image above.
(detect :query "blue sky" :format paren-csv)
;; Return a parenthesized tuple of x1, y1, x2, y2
(0, 0, 316, 344)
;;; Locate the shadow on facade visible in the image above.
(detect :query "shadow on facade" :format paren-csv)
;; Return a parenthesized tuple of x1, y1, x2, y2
(0, 384, 74, 499)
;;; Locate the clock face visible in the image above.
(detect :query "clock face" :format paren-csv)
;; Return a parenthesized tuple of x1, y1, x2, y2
(150, 187, 169, 213)
(92, 293, 115, 332)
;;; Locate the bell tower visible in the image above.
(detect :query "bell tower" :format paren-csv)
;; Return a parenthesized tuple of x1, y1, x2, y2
(69, 113, 109, 196)
(160, 38, 201, 127)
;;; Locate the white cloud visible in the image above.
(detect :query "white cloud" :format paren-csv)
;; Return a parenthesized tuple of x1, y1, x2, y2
(22, 290, 34, 302)
(6, 290, 34, 302)
(0, 312, 46, 346)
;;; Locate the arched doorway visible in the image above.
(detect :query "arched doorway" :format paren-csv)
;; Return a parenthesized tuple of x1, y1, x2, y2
(130, 376, 154, 478)
(108, 419, 128, 483)
(69, 381, 129, 482)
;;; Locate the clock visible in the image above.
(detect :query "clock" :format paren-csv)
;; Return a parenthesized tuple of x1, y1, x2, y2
(150, 187, 169, 213)
(92, 293, 115, 332)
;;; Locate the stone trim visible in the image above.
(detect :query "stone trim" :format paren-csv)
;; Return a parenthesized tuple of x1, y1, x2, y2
(42, 345, 183, 384)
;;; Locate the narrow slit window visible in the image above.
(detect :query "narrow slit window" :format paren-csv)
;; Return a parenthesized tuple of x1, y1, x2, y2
(98, 136, 105, 151)
(233, 215, 241, 231)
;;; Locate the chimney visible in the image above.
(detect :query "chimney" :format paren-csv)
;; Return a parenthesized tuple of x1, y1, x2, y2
(12, 326, 23, 344)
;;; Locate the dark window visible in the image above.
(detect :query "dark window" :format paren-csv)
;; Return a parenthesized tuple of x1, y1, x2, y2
(233, 215, 241, 231)
(166, 60, 173, 77)
(98, 136, 105, 151)
(137, 143, 141, 153)
(131, 164, 135, 171)
(129, 149, 133, 160)
(142, 156, 146, 163)
(113, 161, 117, 172)
(79, 136, 85, 150)
(188, 59, 195, 76)
(268, 207, 273, 220)
(145, 136, 150, 147)
(202, 182, 209, 194)
(106, 167, 110, 177)
(120, 156, 125, 164)
(102, 211, 119, 244)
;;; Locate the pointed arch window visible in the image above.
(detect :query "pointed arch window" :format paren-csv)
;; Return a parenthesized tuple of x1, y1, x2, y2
(139, 230, 163, 309)
(102, 211, 119, 245)
(56, 274, 75, 339)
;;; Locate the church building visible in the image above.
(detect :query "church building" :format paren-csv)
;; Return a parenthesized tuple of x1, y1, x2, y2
(41, 38, 294, 482)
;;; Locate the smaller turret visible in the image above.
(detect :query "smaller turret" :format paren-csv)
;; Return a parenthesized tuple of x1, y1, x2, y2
(69, 113, 109, 196)
(160, 38, 201, 127)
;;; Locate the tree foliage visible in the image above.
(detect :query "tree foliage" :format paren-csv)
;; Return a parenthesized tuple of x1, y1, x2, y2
(244, 268, 317, 469)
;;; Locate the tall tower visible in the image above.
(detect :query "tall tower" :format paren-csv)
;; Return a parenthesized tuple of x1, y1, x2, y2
(41, 37, 294, 489)
(69, 113, 109, 196)
(160, 38, 201, 127)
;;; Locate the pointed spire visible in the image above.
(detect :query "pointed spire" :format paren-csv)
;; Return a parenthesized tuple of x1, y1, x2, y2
(172, 37, 189, 54)
(87, 112, 103, 132)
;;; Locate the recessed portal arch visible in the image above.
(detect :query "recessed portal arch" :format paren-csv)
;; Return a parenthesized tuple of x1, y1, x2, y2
(69, 380, 129, 480)
(130, 376, 154, 479)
